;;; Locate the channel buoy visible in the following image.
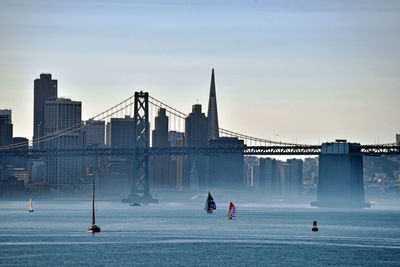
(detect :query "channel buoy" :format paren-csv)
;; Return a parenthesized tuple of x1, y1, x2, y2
(312, 221, 318, 232)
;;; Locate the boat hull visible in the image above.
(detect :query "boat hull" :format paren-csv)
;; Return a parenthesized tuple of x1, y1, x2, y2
(88, 225, 101, 233)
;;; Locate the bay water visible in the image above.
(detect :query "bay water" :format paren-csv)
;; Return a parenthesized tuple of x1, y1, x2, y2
(1, 200, 400, 266)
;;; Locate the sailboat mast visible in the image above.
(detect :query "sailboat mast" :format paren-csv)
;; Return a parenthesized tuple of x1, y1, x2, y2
(92, 175, 95, 225)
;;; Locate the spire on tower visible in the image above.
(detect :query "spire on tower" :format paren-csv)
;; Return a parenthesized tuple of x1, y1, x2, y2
(207, 68, 219, 140)
(210, 69, 216, 97)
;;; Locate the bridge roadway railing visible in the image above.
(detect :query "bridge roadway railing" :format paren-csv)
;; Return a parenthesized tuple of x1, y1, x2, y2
(359, 145, 400, 156)
(0, 145, 399, 158)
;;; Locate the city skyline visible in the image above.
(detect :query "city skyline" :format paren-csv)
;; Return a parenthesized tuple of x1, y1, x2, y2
(2, 2, 400, 266)
(1, 0, 400, 145)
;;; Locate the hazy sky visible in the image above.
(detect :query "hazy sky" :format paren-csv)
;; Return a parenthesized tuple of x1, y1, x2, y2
(0, 0, 399, 145)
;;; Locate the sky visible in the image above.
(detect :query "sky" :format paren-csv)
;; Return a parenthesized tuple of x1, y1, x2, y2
(0, 0, 399, 145)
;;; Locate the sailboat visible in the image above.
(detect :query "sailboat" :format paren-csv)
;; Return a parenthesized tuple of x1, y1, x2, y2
(227, 202, 237, 219)
(88, 175, 100, 233)
(204, 192, 216, 214)
(29, 197, 34, 213)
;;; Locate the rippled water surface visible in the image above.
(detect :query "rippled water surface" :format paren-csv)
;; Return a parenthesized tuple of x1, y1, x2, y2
(1, 200, 400, 266)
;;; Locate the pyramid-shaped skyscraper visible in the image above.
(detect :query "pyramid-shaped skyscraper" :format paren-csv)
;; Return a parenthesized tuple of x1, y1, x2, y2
(207, 68, 219, 140)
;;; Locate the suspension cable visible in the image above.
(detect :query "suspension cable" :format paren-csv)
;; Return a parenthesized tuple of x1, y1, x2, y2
(0, 95, 135, 151)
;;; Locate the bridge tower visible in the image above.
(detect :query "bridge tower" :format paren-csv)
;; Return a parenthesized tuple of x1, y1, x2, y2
(312, 140, 370, 208)
(122, 91, 158, 204)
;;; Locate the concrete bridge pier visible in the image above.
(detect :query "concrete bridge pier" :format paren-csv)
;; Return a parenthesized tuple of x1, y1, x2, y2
(312, 140, 370, 208)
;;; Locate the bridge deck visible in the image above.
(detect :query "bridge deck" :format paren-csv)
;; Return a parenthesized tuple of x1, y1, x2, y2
(0, 145, 399, 158)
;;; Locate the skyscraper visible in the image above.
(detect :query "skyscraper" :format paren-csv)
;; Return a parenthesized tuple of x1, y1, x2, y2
(185, 104, 208, 148)
(169, 131, 184, 190)
(33, 73, 57, 148)
(12, 137, 29, 168)
(207, 68, 219, 140)
(168, 131, 184, 147)
(0, 110, 13, 183)
(152, 108, 169, 147)
(259, 157, 281, 195)
(110, 116, 135, 148)
(82, 120, 106, 178)
(83, 120, 105, 147)
(151, 108, 172, 188)
(43, 98, 82, 188)
(208, 137, 244, 188)
(0, 110, 11, 124)
(101, 116, 135, 197)
(185, 104, 208, 188)
(281, 159, 303, 196)
(0, 110, 12, 147)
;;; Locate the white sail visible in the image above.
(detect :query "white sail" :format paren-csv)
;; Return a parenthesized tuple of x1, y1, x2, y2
(29, 197, 34, 212)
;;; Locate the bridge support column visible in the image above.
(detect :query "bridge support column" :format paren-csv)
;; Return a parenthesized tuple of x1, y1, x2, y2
(122, 91, 158, 204)
(312, 140, 370, 208)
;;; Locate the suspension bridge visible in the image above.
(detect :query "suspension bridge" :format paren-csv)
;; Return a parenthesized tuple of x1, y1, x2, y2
(0, 91, 399, 204)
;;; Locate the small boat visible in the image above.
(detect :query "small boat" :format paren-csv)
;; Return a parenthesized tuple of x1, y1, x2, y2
(312, 221, 318, 232)
(227, 202, 237, 219)
(204, 192, 216, 214)
(88, 175, 100, 233)
(29, 197, 34, 213)
(129, 203, 140, 207)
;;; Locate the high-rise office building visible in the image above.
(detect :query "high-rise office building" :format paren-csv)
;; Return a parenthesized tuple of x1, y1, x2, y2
(152, 108, 169, 147)
(397, 134, 400, 146)
(244, 156, 259, 187)
(43, 98, 82, 188)
(168, 131, 184, 190)
(279, 159, 303, 196)
(151, 108, 172, 188)
(168, 131, 184, 147)
(82, 120, 106, 178)
(104, 116, 135, 194)
(31, 161, 45, 183)
(303, 157, 319, 193)
(0, 111, 13, 184)
(101, 116, 151, 196)
(12, 137, 28, 148)
(0, 110, 11, 124)
(176, 137, 185, 190)
(83, 120, 105, 147)
(110, 116, 135, 148)
(185, 104, 208, 147)
(208, 137, 244, 188)
(10, 137, 29, 184)
(259, 157, 280, 195)
(33, 73, 57, 148)
(0, 111, 12, 147)
(207, 69, 219, 140)
(184, 104, 208, 188)
(11, 137, 29, 168)
(287, 159, 303, 195)
(106, 122, 111, 147)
